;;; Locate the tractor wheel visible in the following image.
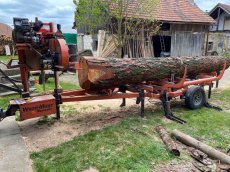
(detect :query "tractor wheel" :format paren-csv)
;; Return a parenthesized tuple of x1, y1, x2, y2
(185, 86, 206, 109)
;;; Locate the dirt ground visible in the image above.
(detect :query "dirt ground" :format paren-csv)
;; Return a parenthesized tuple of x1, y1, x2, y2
(18, 98, 204, 172)
(18, 99, 159, 152)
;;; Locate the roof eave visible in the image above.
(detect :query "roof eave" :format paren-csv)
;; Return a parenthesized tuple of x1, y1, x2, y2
(158, 20, 215, 25)
(209, 3, 230, 16)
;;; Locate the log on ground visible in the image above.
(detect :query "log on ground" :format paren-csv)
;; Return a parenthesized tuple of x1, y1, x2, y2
(78, 56, 230, 91)
(172, 129, 230, 164)
(155, 125, 180, 156)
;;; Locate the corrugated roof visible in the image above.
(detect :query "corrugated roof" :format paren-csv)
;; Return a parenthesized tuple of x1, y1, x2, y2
(0, 23, 12, 37)
(110, 0, 214, 24)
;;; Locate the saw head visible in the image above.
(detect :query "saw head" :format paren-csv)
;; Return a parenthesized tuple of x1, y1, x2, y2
(49, 38, 69, 70)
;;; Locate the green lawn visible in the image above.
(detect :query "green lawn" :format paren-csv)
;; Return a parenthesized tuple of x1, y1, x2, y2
(35, 77, 79, 93)
(0, 55, 17, 63)
(226, 52, 230, 58)
(0, 77, 79, 111)
(30, 87, 230, 172)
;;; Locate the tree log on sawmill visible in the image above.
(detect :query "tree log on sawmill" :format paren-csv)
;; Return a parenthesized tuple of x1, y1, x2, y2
(78, 56, 230, 91)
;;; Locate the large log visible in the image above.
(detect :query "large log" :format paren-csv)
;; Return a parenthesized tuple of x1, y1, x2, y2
(78, 56, 230, 90)
(172, 129, 230, 164)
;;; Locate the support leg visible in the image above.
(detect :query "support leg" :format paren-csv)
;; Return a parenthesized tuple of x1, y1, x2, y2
(161, 91, 186, 124)
(54, 69, 61, 120)
(204, 85, 222, 111)
(139, 89, 145, 117)
(208, 85, 212, 99)
(120, 90, 126, 107)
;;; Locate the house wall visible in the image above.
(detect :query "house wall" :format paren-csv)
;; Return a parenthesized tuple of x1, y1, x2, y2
(207, 32, 229, 54)
(210, 11, 230, 31)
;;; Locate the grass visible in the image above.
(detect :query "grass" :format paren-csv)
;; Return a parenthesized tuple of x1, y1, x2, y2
(0, 55, 17, 63)
(34, 77, 79, 93)
(30, 87, 230, 172)
(226, 52, 230, 58)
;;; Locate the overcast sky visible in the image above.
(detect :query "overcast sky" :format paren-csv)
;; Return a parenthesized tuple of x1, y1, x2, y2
(0, 0, 229, 33)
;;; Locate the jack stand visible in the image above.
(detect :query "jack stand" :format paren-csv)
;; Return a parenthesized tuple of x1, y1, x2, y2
(161, 91, 186, 124)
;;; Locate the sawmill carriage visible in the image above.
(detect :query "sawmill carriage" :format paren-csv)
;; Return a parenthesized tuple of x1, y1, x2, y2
(0, 18, 228, 124)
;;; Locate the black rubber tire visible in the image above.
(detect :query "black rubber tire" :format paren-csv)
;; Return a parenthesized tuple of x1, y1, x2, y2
(185, 86, 205, 109)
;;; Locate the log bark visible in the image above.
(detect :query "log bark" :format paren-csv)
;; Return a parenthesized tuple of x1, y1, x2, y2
(78, 56, 230, 91)
(172, 129, 230, 164)
(155, 125, 180, 156)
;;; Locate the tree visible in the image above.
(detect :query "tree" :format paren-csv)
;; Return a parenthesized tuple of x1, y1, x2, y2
(73, 0, 160, 58)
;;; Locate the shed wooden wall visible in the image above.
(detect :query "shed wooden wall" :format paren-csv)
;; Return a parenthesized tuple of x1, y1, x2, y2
(159, 23, 208, 57)
(171, 32, 205, 56)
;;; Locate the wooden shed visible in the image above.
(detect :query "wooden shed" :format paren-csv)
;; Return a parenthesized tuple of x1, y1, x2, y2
(149, 0, 214, 57)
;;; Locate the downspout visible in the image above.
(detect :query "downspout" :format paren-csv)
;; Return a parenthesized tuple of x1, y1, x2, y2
(217, 7, 221, 31)
(205, 30, 209, 56)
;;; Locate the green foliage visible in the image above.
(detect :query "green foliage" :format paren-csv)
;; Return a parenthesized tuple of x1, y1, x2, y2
(73, 0, 107, 34)
(74, 0, 160, 57)
(31, 87, 230, 171)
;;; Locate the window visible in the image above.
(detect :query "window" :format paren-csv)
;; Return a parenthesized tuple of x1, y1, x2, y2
(208, 42, 214, 51)
(224, 17, 230, 30)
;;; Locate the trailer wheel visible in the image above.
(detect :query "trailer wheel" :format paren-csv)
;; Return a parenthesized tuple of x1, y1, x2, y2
(185, 86, 205, 109)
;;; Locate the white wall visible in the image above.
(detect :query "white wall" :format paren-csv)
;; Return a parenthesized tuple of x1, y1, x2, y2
(77, 34, 97, 56)
(83, 35, 93, 50)
(218, 12, 229, 30)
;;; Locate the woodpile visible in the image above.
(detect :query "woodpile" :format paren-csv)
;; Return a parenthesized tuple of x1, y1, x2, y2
(96, 30, 154, 58)
(78, 56, 230, 91)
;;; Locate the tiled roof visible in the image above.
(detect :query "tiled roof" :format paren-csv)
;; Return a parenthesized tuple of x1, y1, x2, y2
(0, 23, 12, 37)
(110, 0, 214, 24)
(156, 0, 214, 24)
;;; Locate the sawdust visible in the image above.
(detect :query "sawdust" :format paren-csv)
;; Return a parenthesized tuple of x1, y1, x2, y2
(152, 160, 196, 172)
(18, 99, 158, 152)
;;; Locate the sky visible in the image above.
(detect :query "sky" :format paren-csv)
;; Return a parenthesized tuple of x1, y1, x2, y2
(0, 0, 230, 33)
